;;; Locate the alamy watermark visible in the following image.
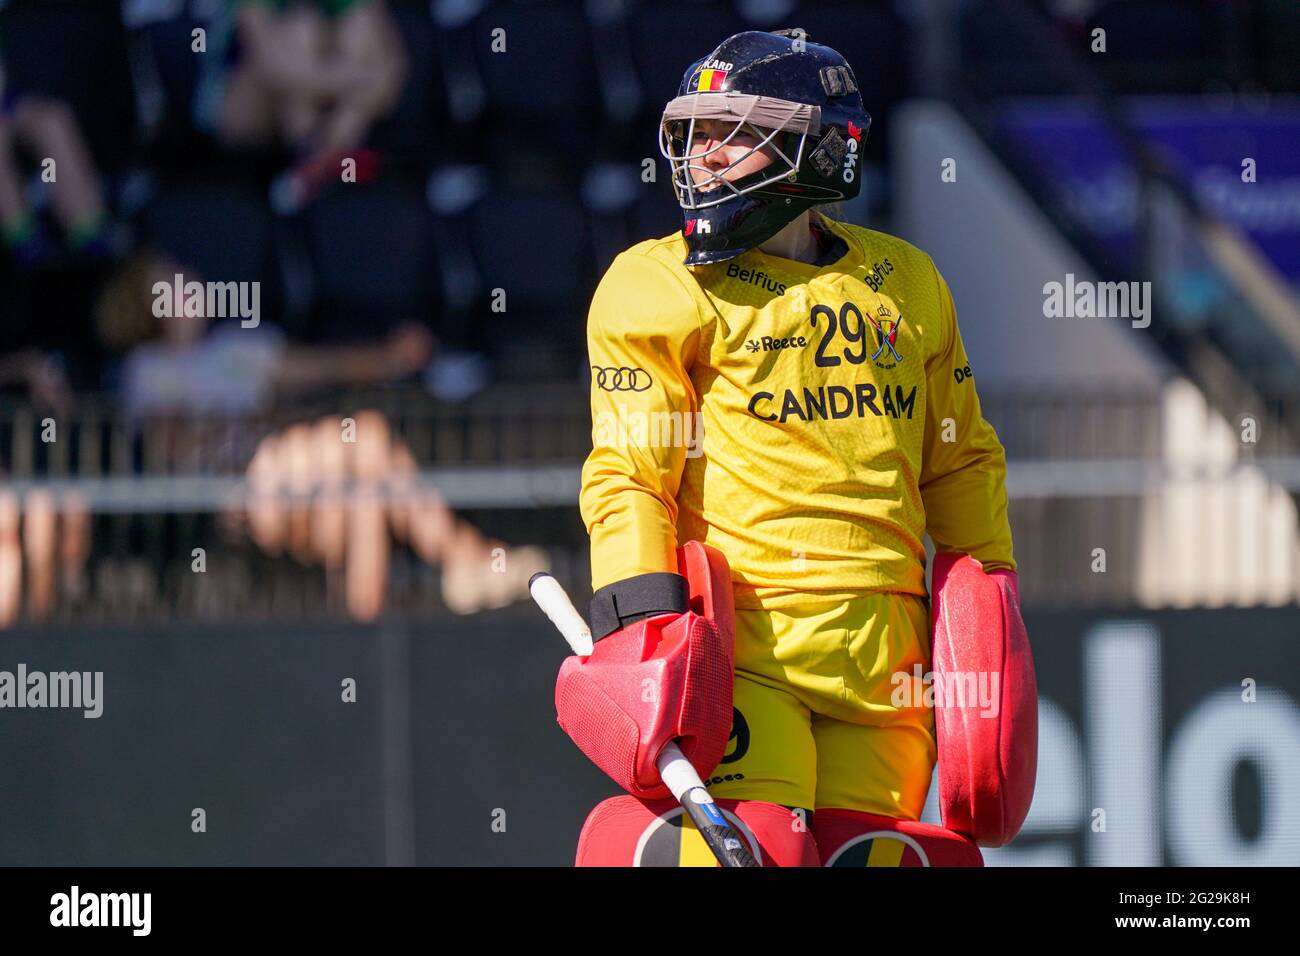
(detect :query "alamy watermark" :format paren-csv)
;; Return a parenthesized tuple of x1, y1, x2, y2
(1043, 273, 1151, 329)
(152, 273, 260, 328)
(50, 886, 150, 936)
(593, 405, 705, 458)
(891, 664, 1000, 718)
(0, 664, 103, 718)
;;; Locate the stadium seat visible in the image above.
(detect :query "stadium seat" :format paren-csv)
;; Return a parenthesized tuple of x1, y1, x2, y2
(628, 1, 747, 118)
(474, 1, 597, 162)
(141, 181, 280, 310)
(1087, 0, 1236, 94)
(302, 179, 436, 338)
(466, 189, 593, 379)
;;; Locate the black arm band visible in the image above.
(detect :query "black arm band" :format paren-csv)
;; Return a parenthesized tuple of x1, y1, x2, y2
(588, 572, 690, 641)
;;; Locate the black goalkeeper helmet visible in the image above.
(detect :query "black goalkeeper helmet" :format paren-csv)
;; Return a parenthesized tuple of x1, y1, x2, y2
(659, 29, 872, 266)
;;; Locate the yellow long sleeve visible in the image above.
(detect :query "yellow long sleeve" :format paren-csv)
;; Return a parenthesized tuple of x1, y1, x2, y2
(580, 251, 702, 589)
(579, 220, 1015, 607)
(919, 267, 1016, 571)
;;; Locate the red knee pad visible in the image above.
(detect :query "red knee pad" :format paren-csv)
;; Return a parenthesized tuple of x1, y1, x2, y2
(576, 795, 820, 867)
(812, 809, 984, 867)
(930, 553, 1038, 847)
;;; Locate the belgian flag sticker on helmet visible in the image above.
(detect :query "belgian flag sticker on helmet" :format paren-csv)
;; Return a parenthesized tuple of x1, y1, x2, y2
(690, 68, 729, 92)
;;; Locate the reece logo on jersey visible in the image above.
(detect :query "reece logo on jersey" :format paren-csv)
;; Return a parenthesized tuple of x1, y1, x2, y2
(746, 334, 807, 353)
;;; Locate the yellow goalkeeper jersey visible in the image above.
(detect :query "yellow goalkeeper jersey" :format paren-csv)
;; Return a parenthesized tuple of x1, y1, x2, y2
(580, 216, 1014, 609)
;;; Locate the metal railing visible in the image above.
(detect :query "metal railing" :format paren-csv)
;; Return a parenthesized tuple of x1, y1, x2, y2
(0, 381, 1297, 626)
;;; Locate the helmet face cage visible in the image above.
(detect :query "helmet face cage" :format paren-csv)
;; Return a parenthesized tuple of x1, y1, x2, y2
(658, 95, 812, 211)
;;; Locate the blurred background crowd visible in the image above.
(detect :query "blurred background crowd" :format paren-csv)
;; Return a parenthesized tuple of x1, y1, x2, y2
(0, 0, 1299, 625)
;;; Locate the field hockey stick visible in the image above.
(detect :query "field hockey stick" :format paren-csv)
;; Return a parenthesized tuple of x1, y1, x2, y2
(529, 571, 759, 867)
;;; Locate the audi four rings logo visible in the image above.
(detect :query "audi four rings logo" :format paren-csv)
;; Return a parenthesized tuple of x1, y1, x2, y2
(592, 366, 653, 391)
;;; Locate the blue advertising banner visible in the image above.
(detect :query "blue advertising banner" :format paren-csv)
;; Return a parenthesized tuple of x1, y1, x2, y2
(0, 607, 1296, 865)
(996, 98, 1300, 285)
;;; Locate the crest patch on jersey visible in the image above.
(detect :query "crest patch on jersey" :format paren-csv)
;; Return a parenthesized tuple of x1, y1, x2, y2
(868, 304, 904, 367)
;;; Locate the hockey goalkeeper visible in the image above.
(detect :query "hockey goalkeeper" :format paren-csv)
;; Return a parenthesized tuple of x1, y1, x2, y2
(567, 29, 1036, 866)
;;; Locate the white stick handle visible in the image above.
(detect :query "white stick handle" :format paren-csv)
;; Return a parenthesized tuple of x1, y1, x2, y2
(655, 740, 708, 803)
(528, 572, 594, 657)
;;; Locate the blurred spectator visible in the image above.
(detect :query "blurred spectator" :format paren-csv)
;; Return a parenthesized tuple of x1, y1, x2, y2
(0, 489, 90, 628)
(0, 346, 72, 414)
(90, 248, 546, 620)
(0, 54, 117, 267)
(95, 248, 433, 417)
(196, 0, 407, 162)
(232, 410, 549, 619)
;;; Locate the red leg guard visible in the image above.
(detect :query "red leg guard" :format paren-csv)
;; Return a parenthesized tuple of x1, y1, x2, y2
(812, 809, 984, 867)
(576, 795, 821, 867)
